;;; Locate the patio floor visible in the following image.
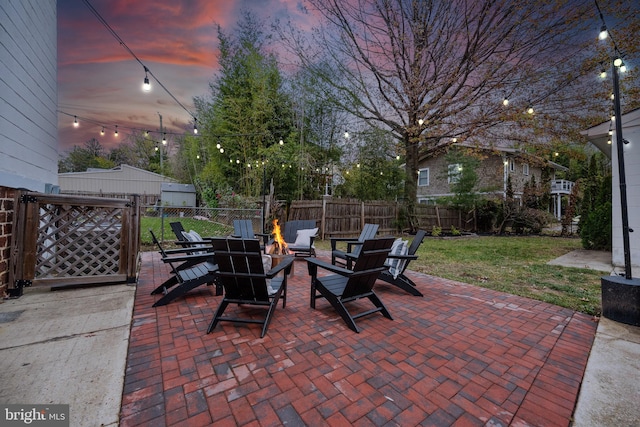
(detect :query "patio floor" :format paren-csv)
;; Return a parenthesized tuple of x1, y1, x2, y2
(120, 251, 597, 426)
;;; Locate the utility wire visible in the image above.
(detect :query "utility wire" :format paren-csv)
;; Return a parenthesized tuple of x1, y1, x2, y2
(81, 0, 196, 120)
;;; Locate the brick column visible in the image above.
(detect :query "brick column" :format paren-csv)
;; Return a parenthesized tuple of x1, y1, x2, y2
(0, 186, 15, 299)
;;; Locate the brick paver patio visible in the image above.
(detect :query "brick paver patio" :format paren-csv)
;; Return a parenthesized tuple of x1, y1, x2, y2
(120, 251, 597, 426)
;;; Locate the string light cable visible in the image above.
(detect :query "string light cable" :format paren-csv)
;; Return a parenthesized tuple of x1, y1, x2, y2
(81, 0, 198, 132)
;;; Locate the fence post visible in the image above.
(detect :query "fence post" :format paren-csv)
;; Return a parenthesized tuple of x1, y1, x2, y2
(321, 198, 327, 240)
(361, 201, 365, 229)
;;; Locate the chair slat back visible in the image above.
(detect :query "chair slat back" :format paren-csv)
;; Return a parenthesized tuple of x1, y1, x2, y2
(351, 223, 379, 257)
(212, 238, 269, 301)
(407, 230, 427, 256)
(233, 220, 256, 239)
(170, 222, 187, 241)
(342, 237, 394, 299)
(283, 220, 316, 244)
(149, 229, 178, 275)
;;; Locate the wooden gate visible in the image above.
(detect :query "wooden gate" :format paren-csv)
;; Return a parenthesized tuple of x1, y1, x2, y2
(8, 192, 140, 295)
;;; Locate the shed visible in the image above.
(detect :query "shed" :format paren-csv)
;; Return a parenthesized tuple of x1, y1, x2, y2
(161, 183, 197, 207)
(58, 164, 175, 204)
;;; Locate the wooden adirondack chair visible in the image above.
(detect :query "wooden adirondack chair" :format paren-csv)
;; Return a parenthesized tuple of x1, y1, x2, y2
(307, 237, 394, 333)
(149, 230, 220, 307)
(331, 223, 379, 268)
(207, 238, 294, 338)
(232, 219, 269, 253)
(379, 230, 427, 297)
(282, 220, 318, 257)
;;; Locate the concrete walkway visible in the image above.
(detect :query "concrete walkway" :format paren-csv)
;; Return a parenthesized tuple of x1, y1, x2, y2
(0, 284, 135, 426)
(0, 248, 637, 426)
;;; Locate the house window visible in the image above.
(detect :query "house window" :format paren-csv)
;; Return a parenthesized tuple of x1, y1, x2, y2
(448, 163, 462, 184)
(508, 158, 515, 172)
(523, 163, 529, 176)
(418, 198, 436, 205)
(418, 168, 429, 186)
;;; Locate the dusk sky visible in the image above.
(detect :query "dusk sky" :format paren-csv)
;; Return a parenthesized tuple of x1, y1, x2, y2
(57, 0, 312, 153)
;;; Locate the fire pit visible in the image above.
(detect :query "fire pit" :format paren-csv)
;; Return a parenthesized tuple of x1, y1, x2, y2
(267, 219, 294, 274)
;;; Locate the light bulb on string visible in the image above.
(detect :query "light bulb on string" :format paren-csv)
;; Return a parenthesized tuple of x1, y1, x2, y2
(100, 127, 105, 136)
(502, 98, 509, 106)
(193, 118, 198, 135)
(600, 69, 607, 79)
(279, 138, 284, 145)
(599, 25, 608, 40)
(162, 133, 167, 145)
(73, 116, 79, 127)
(115, 125, 119, 136)
(143, 66, 151, 92)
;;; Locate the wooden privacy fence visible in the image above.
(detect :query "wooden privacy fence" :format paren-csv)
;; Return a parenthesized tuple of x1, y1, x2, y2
(9, 191, 140, 296)
(288, 199, 469, 238)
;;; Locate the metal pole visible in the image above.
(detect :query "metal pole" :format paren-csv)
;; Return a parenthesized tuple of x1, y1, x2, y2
(612, 62, 632, 279)
(158, 113, 164, 172)
(262, 158, 266, 234)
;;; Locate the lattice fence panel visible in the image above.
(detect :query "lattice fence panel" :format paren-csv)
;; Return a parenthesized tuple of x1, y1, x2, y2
(36, 204, 122, 278)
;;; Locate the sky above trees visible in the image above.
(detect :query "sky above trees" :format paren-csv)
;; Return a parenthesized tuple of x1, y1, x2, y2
(57, 0, 313, 152)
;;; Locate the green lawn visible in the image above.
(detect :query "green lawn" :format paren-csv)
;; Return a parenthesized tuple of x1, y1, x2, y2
(141, 218, 602, 316)
(317, 235, 602, 316)
(140, 216, 234, 245)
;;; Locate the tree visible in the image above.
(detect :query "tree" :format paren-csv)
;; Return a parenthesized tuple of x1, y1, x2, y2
(334, 126, 405, 200)
(193, 12, 296, 200)
(58, 138, 114, 172)
(439, 148, 481, 213)
(108, 132, 158, 172)
(280, 0, 640, 229)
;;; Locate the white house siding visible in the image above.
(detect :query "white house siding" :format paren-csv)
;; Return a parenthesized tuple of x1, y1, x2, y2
(585, 109, 640, 271)
(58, 165, 176, 196)
(0, 0, 58, 192)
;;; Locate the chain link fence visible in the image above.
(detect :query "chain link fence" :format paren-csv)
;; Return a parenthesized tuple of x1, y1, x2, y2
(141, 205, 264, 245)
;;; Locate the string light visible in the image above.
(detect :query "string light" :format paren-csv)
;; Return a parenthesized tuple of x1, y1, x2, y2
(162, 133, 167, 144)
(114, 125, 118, 136)
(502, 98, 509, 106)
(100, 126, 105, 135)
(81, 0, 197, 129)
(193, 119, 198, 135)
(142, 66, 151, 92)
(73, 116, 79, 127)
(599, 25, 608, 40)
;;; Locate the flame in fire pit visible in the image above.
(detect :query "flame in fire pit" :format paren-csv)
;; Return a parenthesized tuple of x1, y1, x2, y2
(270, 219, 289, 255)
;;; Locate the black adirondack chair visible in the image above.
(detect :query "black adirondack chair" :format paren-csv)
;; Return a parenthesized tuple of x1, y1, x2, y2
(207, 238, 294, 338)
(331, 223, 379, 268)
(149, 230, 220, 307)
(232, 219, 269, 252)
(282, 220, 318, 257)
(379, 230, 427, 297)
(307, 237, 394, 333)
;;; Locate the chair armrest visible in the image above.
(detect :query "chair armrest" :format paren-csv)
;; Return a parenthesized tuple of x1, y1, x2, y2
(386, 254, 418, 261)
(306, 257, 353, 278)
(330, 237, 359, 251)
(161, 252, 214, 264)
(163, 246, 213, 255)
(346, 241, 364, 252)
(266, 256, 294, 277)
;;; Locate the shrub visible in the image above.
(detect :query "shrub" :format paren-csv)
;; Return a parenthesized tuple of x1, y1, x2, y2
(580, 201, 612, 250)
(450, 225, 461, 236)
(432, 226, 442, 237)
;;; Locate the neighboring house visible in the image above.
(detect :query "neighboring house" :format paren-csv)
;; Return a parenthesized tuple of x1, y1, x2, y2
(0, 1, 58, 296)
(582, 107, 640, 270)
(58, 164, 176, 205)
(416, 144, 572, 219)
